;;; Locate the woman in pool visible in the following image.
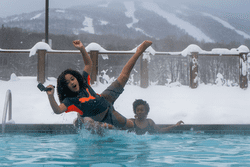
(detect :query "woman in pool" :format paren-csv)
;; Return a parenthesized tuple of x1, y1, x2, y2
(129, 99, 184, 135)
(46, 40, 152, 129)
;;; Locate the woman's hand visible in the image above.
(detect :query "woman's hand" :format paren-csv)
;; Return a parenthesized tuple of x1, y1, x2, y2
(176, 120, 184, 126)
(46, 85, 55, 96)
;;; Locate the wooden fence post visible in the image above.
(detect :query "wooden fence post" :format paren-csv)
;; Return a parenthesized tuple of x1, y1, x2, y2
(239, 53, 248, 89)
(90, 51, 99, 84)
(189, 52, 198, 88)
(37, 50, 46, 84)
(140, 56, 149, 88)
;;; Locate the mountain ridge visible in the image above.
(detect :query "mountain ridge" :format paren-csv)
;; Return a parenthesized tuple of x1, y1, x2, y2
(1, 0, 249, 44)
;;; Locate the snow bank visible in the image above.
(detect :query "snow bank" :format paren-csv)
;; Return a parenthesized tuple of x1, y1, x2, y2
(0, 74, 250, 125)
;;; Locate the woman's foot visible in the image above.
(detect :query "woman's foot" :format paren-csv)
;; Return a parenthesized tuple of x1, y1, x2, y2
(136, 40, 152, 54)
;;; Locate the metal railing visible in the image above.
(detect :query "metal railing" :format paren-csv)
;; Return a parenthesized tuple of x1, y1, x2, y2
(2, 89, 15, 133)
(0, 43, 249, 89)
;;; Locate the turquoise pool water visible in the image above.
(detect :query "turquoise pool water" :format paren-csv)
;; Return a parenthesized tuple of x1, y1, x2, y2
(1, 129, 250, 166)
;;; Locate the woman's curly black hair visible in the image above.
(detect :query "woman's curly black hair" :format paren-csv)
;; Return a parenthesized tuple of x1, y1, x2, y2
(133, 99, 150, 114)
(57, 69, 88, 103)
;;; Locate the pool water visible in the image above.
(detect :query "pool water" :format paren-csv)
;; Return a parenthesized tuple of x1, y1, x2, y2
(1, 129, 250, 166)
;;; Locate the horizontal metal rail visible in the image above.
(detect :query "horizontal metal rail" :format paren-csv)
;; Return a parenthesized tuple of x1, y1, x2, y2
(0, 49, 241, 56)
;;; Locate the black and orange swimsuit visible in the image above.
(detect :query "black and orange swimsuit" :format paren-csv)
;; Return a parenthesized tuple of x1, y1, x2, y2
(62, 71, 128, 128)
(62, 71, 110, 117)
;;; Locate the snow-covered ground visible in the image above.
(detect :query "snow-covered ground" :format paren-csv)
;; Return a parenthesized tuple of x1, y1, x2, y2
(1, 74, 249, 125)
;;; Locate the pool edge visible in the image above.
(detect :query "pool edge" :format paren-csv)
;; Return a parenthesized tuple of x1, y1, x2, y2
(1, 124, 250, 135)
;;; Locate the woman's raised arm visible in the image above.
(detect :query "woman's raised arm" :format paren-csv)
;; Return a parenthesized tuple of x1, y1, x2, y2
(73, 40, 93, 75)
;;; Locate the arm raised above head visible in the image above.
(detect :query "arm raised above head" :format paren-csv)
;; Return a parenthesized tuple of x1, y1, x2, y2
(73, 40, 93, 75)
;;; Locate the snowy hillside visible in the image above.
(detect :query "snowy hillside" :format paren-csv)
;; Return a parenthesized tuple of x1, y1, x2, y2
(1, 0, 249, 43)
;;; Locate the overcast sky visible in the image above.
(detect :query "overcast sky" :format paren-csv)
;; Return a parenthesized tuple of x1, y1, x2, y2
(0, 0, 89, 18)
(0, 0, 249, 18)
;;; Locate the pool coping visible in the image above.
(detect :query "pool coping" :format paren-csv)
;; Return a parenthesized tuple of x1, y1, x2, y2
(0, 124, 78, 134)
(1, 124, 250, 135)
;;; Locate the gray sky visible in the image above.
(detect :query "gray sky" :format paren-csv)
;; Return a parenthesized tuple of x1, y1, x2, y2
(0, 0, 249, 18)
(0, 0, 88, 18)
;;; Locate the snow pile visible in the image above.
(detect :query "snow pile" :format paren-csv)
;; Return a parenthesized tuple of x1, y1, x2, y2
(181, 44, 203, 57)
(85, 42, 108, 52)
(237, 45, 250, 53)
(29, 42, 52, 57)
(215, 73, 225, 86)
(9, 73, 20, 82)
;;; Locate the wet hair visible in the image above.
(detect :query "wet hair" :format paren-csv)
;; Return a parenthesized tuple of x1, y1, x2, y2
(57, 69, 88, 103)
(133, 99, 150, 114)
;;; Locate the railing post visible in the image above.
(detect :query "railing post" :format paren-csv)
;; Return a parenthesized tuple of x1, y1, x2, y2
(90, 51, 99, 84)
(239, 53, 248, 89)
(37, 50, 46, 84)
(140, 56, 149, 88)
(189, 52, 198, 88)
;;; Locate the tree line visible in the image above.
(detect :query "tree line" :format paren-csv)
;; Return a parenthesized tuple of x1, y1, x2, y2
(1, 25, 250, 51)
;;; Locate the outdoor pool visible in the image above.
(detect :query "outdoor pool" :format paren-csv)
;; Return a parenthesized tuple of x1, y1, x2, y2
(1, 129, 250, 166)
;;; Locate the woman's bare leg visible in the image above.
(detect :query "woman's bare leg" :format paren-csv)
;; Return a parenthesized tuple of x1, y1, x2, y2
(112, 110, 134, 129)
(117, 40, 152, 87)
(125, 120, 134, 129)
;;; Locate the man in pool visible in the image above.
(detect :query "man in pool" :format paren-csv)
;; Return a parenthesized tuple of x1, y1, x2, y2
(46, 40, 152, 130)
